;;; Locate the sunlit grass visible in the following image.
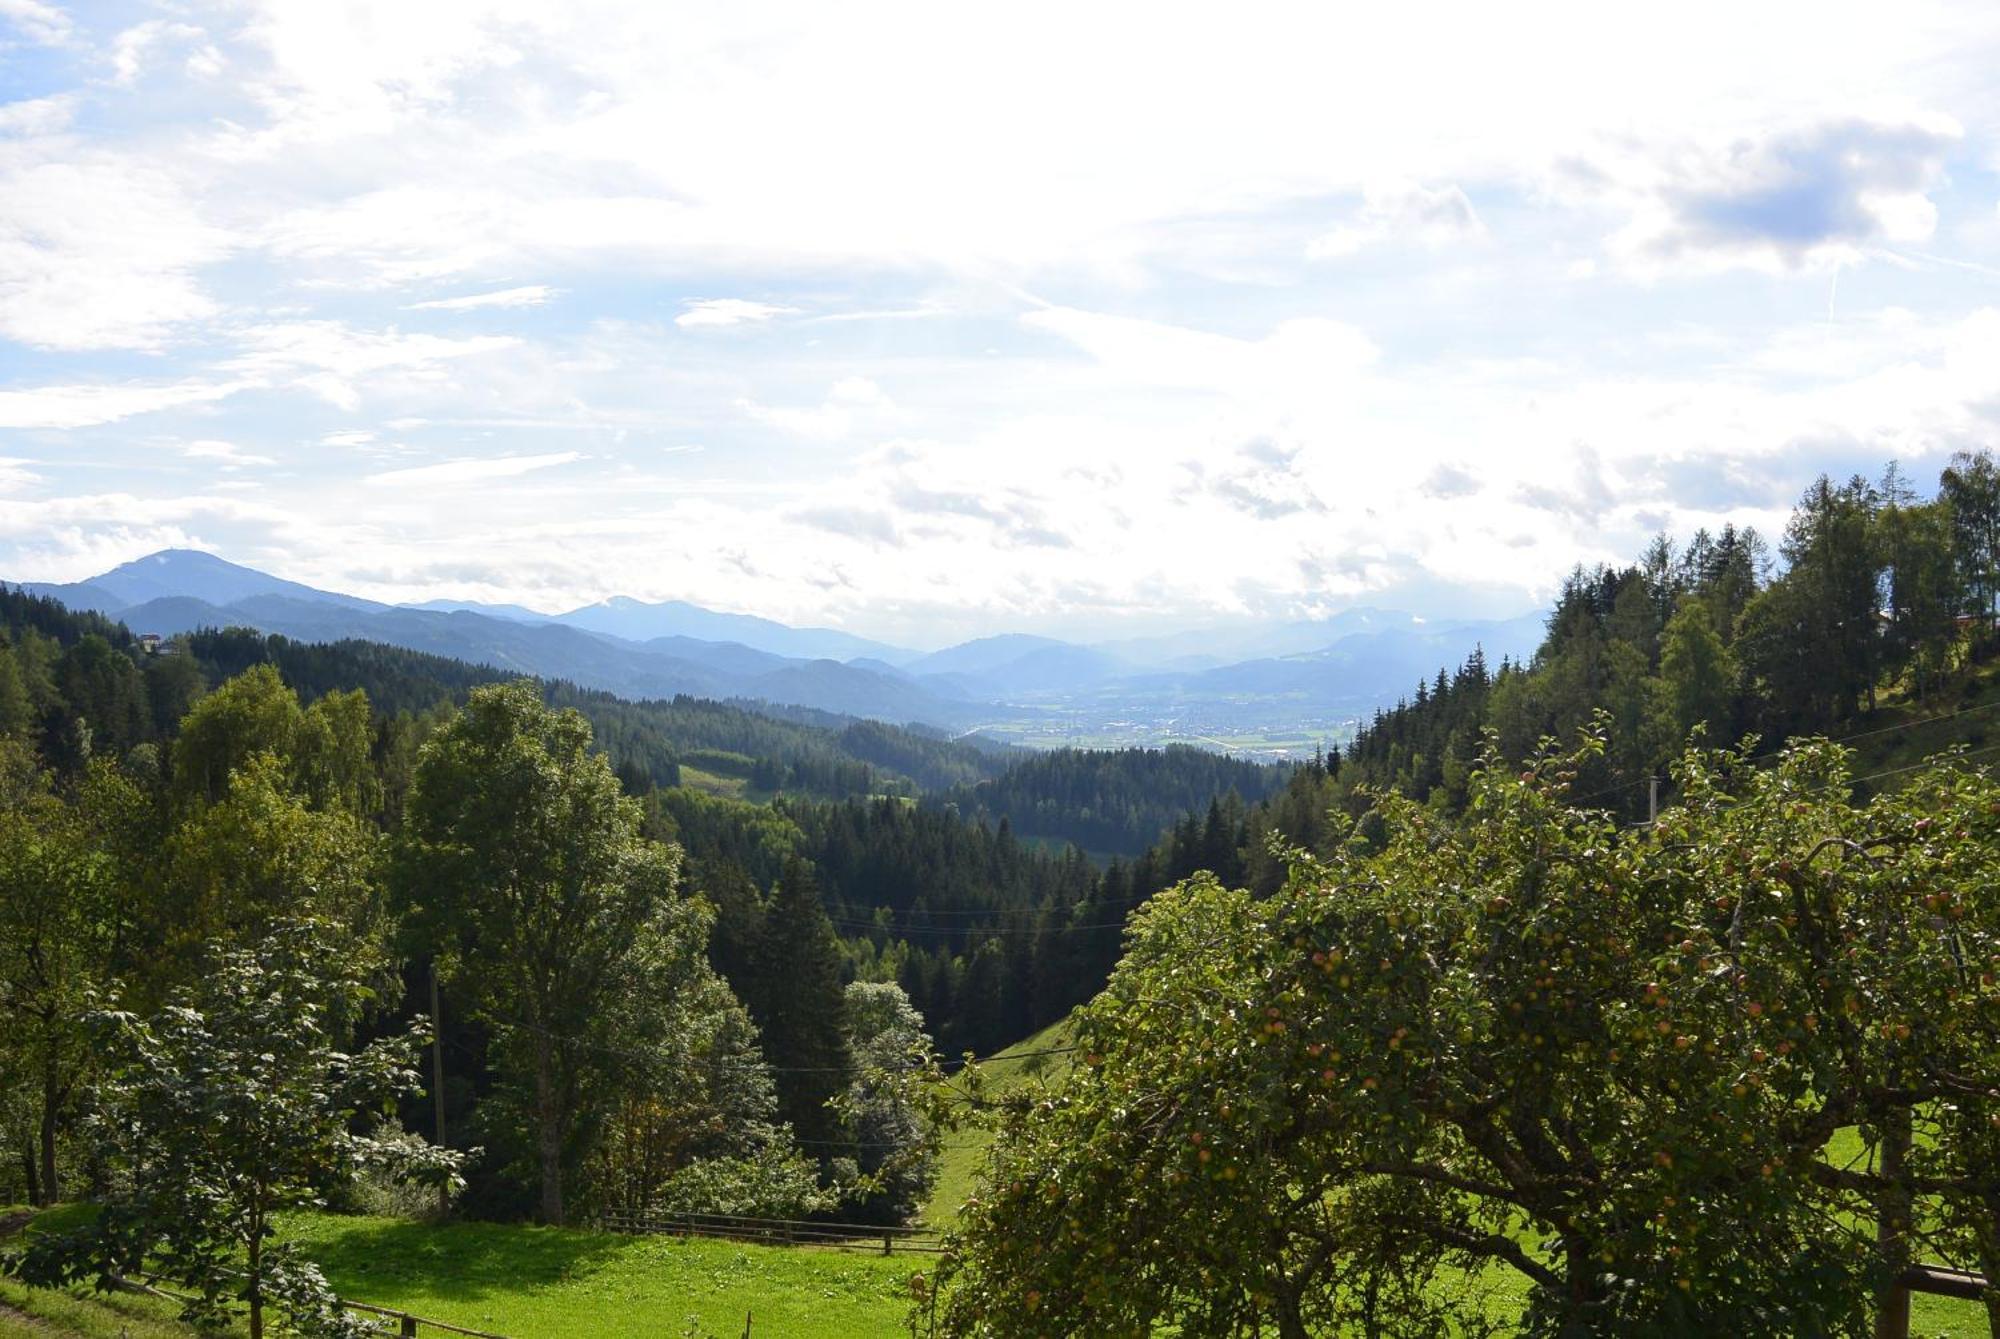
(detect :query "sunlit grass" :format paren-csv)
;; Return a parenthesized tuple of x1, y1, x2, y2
(278, 1212, 919, 1339)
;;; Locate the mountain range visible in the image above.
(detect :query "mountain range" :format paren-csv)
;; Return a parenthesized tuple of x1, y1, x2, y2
(15, 550, 1545, 755)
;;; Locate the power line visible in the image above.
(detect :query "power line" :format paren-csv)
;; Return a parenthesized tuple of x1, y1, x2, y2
(826, 914, 1131, 938)
(1742, 693, 2000, 766)
(509, 1018, 1076, 1076)
(1567, 695, 2000, 810)
(1801, 738, 2000, 794)
(827, 888, 1154, 920)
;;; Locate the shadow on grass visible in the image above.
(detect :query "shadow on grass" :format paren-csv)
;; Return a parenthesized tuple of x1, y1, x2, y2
(297, 1218, 626, 1303)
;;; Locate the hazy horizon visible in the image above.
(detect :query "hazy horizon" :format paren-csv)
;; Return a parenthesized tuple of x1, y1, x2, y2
(6, 2, 2000, 645)
(22, 543, 1553, 658)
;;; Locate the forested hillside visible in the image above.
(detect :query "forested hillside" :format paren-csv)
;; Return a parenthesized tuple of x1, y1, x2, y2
(0, 593, 1007, 802)
(933, 744, 1286, 855)
(0, 586, 1293, 1253)
(1324, 454, 2000, 824)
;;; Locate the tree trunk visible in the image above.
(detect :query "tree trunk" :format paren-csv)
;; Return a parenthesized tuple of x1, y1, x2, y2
(246, 1220, 264, 1339)
(37, 1057, 60, 1206)
(1270, 1281, 1309, 1339)
(19, 1141, 39, 1209)
(1560, 1239, 1601, 1338)
(535, 1035, 564, 1226)
(1977, 1190, 2000, 1339)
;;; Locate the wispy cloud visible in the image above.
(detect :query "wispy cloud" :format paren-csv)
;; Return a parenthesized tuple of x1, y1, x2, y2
(183, 439, 276, 468)
(676, 299, 798, 329)
(111, 20, 217, 86)
(363, 452, 583, 488)
(0, 0, 72, 46)
(742, 377, 894, 441)
(406, 285, 558, 312)
(1307, 182, 1486, 259)
(0, 379, 249, 430)
(0, 94, 74, 135)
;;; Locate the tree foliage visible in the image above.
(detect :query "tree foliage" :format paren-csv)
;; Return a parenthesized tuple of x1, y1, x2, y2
(396, 681, 702, 1224)
(935, 732, 2000, 1336)
(0, 742, 119, 1205)
(6, 922, 460, 1339)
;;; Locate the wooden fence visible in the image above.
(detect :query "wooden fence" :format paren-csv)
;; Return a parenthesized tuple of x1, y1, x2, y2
(118, 1272, 511, 1338)
(1882, 1264, 1996, 1339)
(599, 1207, 946, 1255)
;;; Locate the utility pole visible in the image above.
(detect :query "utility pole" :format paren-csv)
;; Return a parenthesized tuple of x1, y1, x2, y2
(430, 960, 449, 1217)
(1648, 776, 1658, 827)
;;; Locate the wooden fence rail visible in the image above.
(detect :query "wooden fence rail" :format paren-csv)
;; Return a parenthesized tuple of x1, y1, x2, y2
(1882, 1264, 1996, 1339)
(341, 1296, 511, 1338)
(599, 1207, 947, 1255)
(117, 1272, 512, 1339)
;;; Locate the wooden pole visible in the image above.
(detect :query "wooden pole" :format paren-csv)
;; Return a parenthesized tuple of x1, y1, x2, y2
(431, 961, 449, 1217)
(1877, 1107, 1913, 1339)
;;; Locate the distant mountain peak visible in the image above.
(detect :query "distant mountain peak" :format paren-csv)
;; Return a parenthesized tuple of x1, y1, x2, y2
(71, 548, 384, 614)
(114, 547, 240, 571)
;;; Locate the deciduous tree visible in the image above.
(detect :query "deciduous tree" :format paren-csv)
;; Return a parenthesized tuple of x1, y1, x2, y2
(7, 921, 458, 1339)
(935, 733, 2000, 1337)
(396, 681, 687, 1225)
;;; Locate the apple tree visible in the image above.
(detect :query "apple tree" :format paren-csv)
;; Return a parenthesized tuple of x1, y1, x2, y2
(931, 733, 2000, 1337)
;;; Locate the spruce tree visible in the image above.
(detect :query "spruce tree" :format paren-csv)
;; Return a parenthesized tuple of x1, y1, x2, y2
(751, 856, 851, 1155)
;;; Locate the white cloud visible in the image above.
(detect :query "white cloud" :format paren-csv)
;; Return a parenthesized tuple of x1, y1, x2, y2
(111, 20, 217, 86)
(742, 377, 895, 441)
(676, 298, 797, 329)
(0, 95, 74, 136)
(0, 0, 71, 45)
(1022, 306, 1378, 409)
(1580, 116, 1963, 274)
(0, 154, 232, 349)
(0, 457, 39, 492)
(1307, 182, 1487, 259)
(200, 0, 2000, 287)
(406, 284, 557, 311)
(364, 451, 582, 488)
(222, 321, 519, 409)
(5, 1, 2000, 639)
(183, 439, 276, 468)
(0, 379, 248, 429)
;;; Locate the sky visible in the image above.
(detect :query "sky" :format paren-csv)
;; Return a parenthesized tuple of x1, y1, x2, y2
(4, 2, 2000, 649)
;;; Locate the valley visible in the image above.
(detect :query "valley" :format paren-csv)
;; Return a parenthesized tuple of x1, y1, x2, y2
(18, 550, 1539, 760)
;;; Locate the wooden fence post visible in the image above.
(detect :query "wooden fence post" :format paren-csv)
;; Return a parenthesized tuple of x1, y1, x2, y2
(1877, 1108, 1913, 1339)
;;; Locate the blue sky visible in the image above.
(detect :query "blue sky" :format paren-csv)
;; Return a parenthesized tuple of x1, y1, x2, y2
(4, 1, 2000, 648)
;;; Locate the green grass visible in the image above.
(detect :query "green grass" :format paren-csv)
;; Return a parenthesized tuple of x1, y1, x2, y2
(924, 1017, 1074, 1227)
(4, 1178, 1991, 1338)
(0, 1278, 213, 1337)
(676, 764, 752, 800)
(1809, 644, 2000, 791)
(0, 1204, 210, 1337)
(277, 1213, 919, 1338)
(3, 1205, 915, 1339)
